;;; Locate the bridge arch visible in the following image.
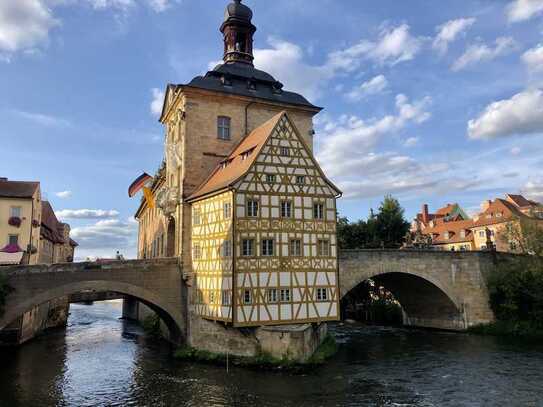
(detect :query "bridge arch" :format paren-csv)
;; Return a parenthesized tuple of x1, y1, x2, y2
(1, 280, 183, 343)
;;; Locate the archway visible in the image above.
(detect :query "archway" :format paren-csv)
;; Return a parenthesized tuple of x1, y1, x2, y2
(166, 218, 176, 257)
(0, 281, 184, 344)
(342, 272, 465, 330)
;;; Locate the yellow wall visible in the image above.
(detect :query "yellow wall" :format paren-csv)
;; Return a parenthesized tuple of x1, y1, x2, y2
(471, 222, 514, 252)
(0, 193, 41, 264)
(191, 191, 234, 322)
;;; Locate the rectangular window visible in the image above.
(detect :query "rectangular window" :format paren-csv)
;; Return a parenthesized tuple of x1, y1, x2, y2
(193, 208, 201, 225)
(209, 291, 215, 304)
(267, 288, 278, 303)
(8, 235, 18, 246)
(222, 290, 231, 305)
(223, 202, 231, 219)
(314, 203, 324, 220)
(217, 116, 231, 140)
(479, 231, 485, 238)
(290, 239, 302, 256)
(280, 147, 290, 156)
(280, 289, 291, 302)
(296, 175, 305, 185)
(243, 289, 252, 304)
(247, 200, 259, 217)
(10, 206, 21, 218)
(242, 239, 254, 256)
(222, 240, 232, 257)
(261, 239, 274, 256)
(316, 288, 328, 301)
(266, 174, 276, 183)
(281, 200, 292, 218)
(193, 244, 202, 260)
(317, 239, 330, 256)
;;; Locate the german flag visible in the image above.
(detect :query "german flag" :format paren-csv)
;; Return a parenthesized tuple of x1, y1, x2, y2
(128, 173, 152, 197)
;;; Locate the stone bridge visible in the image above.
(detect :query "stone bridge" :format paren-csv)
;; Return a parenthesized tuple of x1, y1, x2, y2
(339, 250, 505, 330)
(0, 258, 186, 343)
(0, 250, 506, 342)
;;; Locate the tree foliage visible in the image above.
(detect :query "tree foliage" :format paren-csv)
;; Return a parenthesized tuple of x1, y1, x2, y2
(500, 217, 543, 256)
(337, 195, 410, 249)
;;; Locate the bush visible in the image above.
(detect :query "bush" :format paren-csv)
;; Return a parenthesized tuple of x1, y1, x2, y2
(484, 256, 543, 333)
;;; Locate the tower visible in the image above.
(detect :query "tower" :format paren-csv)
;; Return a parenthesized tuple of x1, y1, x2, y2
(221, 0, 256, 65)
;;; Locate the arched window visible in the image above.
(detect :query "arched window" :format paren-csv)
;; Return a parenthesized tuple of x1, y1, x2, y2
(218, 116, 231, 140)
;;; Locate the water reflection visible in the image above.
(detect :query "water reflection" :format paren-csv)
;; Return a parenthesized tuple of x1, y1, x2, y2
(1, 301, 543, 407)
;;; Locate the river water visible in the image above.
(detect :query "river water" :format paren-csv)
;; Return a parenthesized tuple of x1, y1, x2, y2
(1, 301, 542, 407)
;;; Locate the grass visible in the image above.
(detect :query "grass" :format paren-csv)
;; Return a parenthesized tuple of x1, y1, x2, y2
(174, 334, 338, 370)
(468, 321, 543, 340)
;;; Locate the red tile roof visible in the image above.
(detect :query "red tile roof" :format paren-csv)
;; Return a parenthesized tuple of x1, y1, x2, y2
(506, 194, 533, 208)
(423, 218, 475, 244)
(41, 201, 66, 244)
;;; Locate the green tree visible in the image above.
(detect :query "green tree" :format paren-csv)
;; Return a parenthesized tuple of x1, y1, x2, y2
(374, 195, 410, 248)
(501, 217, 543, 256)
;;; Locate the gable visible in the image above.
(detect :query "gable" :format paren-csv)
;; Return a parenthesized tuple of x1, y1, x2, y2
(235, 113, 341, 197)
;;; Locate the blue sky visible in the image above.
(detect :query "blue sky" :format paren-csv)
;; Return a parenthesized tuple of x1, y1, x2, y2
(2, 0, 543, 259)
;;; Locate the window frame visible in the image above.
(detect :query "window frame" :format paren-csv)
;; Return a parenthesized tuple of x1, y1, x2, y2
(8, 234, 18, 246)
(217, 116, 231, 140)
(313, 203, 325, 220)
(317, 239, 330, 256)
(193, 208, 202, 225)
(222, 240, 232, 257)
(242, 238, 255, 257)
(267, 288, 278, 303)
(280, 288, 291, 303)
(261, 238, 274, 256)
(246, 199, 259, 217)
(243, 289, 252, 304)
(279, 146, 290, 156)
(290, 239, 302, 257)
(316, 288, 328, 302)
(295, 175, 305, 185)
(10, 206, 22, 218)
(281, 200, 292, 218)
(223, 202, 232, 219)
(222, 290, 231, 306)
(193, 244, 202, 260)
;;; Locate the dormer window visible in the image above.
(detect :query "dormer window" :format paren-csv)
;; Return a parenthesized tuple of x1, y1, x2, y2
(272, 81, 283, 94)
(221, 75, 232, 87)
(247, 80, 256, 91)
(460, 230, 466, 238)
(241, 147, 255, 161)
(444, 232, 450, 240)
(218, 116, 231, 140)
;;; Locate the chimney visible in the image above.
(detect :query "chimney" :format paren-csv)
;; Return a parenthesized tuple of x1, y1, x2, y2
(422, 204, 429, 225)
(481, 200, 492, 212)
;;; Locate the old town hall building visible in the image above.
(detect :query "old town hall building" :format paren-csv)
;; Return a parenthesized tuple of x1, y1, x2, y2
(136, 0, 341, 329)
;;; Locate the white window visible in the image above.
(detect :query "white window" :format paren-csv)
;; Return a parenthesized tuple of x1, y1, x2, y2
(193, 244, 202, 259)
(247, 200, 259, 217)
(242, 239, 254, 256)
(290, 239, 302, 256)
(444, 232, 450, 240)
(222, 240, 232, 257)
(479, 231, 485, 238)
(280, 289, 291, 302)
(266, 174, 276, 183)
(10, 206, 21, 218)
(281, 201, 292, 218)
(8, 235, 18, 246)
(193, 209, 201, 225)
(267, 288, 278, 303)
(223, 202, 231, 219)
(243, 289, 252, 304)
(317, 239, 330, 256)
(217, 116, 231, 140)
(296, 175, 305, 185)
(261, 239, 274, 256)
(460, 230, 466, 238)
(314, 203, 324, 220)
(222, 290, 231, 305)
(280, 147, 290, 156)
(316, 288, 328, 301)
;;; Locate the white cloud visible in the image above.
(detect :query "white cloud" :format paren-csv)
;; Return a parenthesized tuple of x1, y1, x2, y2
(150, 88, 165, 118)
(511, 146, 522, 155)
(404, 137, 419, 147)
(346, 75, 388, 101)
(10, 109, 71, 127)
(433, 17, 476, 55)
(253, 26, 424, 102)
(317, 94, 432, 179)
(71, 218, 137, 255)
(57, 209, 120, 219)
(0, 0, 58, 56)
(452, 37, 517, 71)
(55, 190, 72, 199)
(468, 89, 543, 139)
(144, 0, 173, 12)
(85, 0, 135, 10)
(506, 0, 543, 23)
(522, 179, 543, 200)
(522, 44, 543, 73)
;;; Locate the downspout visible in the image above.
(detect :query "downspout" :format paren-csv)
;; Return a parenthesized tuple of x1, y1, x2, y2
(231, 189, 237, 326)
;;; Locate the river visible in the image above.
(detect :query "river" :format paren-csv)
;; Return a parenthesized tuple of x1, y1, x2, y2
(1, 301, 542, 407)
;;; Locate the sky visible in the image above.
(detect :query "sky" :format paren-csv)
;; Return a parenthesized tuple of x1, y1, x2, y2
(1, 0, 543, 260)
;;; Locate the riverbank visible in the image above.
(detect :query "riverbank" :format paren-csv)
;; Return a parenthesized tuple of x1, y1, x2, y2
(173, 334, 338, 370)
(469, 321, 543, 340)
